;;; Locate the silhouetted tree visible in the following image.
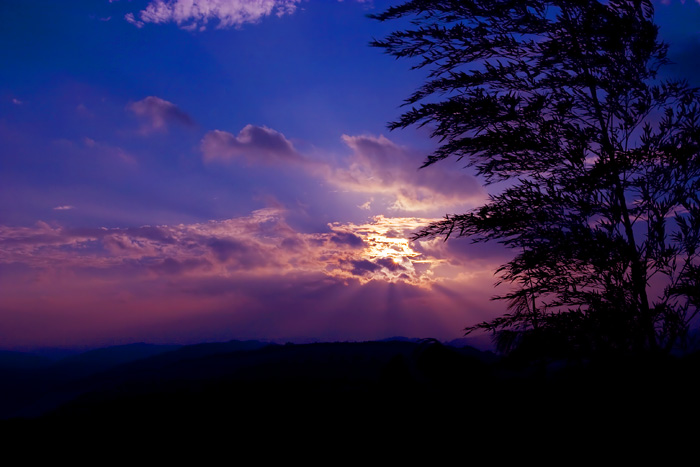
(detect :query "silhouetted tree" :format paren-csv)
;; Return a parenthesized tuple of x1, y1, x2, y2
(371, 0, 700, 356)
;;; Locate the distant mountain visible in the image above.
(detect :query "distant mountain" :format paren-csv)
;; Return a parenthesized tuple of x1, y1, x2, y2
(51, 342, 182, 376)
(28, 348, 85, 361)
(1, 339, 482, 422)
(98, 339, 272, 376)
(0, 339, 272, 419)
(446, 335, 496, 352)
(0, 351, 52, 370)
(4, 336, 697, 436)
(378, 336, 423, 343)
(139, 339, 269, 363)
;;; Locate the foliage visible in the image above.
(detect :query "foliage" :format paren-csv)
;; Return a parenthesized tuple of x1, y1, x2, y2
(371, 0, 700, 355)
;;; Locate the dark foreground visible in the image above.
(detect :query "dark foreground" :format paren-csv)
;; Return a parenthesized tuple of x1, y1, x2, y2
(2, 339, 699, 450)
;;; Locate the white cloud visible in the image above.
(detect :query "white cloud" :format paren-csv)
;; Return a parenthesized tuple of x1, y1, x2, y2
(125, 0, 302, 30)
(53, 205, 75, 211)
(328, 134, 486, 213)
(358, 199, 372, 210)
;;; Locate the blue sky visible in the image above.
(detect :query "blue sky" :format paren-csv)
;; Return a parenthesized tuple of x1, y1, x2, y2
(1, 0, 698, 349)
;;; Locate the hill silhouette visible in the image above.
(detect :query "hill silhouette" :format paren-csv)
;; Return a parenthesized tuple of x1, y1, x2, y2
(0, 351, 52, 370)
(0, 339, 487, 420)
(2, 337, 699, 443)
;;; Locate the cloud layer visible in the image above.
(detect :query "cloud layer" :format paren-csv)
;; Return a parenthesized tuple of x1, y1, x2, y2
(0, 211, 505, 348)
(0, 209, 462, 285)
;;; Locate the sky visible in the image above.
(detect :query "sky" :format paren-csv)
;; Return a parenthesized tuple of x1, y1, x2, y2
(1, 0, 699, 350)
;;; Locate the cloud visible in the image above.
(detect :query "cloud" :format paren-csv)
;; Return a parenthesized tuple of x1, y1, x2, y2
(53, 205, 74, 211)
(201, 125, 303, 165)
(0, 209, 285, 273)
(0, 212, 507, 348)
(0, 210, 461, 285)
(329, 231, 364, 248)
(349, 258, 381, 276)
(0, 264, 501, 349)
(328, 134, 486, 214)
(199, 124, 484, 214)
(127, 96, 195, 134)
(74, 137, 138, 166)
(125, 0, 302, 30)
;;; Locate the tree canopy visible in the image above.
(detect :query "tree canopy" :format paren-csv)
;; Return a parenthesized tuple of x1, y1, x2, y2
(371, 0, 700, 356)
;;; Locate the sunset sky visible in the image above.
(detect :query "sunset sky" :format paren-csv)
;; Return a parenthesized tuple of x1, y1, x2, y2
(1, 0, 699, 350)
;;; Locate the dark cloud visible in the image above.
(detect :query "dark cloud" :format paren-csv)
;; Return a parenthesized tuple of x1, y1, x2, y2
(207, 238, 247, 262)
(350, 259, 381, 276)
(329, 232, 365, 248)
(280, 237, 305, 251)
(205, 237, 270, 268)
(375, 257, 406, 272)
(150, 257, 212, 276)
(349, 257, 406, 277)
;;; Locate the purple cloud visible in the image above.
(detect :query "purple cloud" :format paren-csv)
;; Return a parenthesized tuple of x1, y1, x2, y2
(350, 259, 381, 276)
(149, 257, 213, 276)
(127, 96, 195, 134)
(0, 211, 507, 348)
(201, 125, 302, 165)
(329, 231, 365, 248)
(0, 211, 453, 285)
(198, 121, 482, 216)
(327, 134, 486, 214)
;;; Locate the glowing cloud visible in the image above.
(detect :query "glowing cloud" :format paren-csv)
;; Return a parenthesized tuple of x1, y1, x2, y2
(326, 215, 438, 284)
(328, 134, 486, 214)
(0, 210, 450, 285)
(0, 213, 507, 347)
(200, 124, 485, 214)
